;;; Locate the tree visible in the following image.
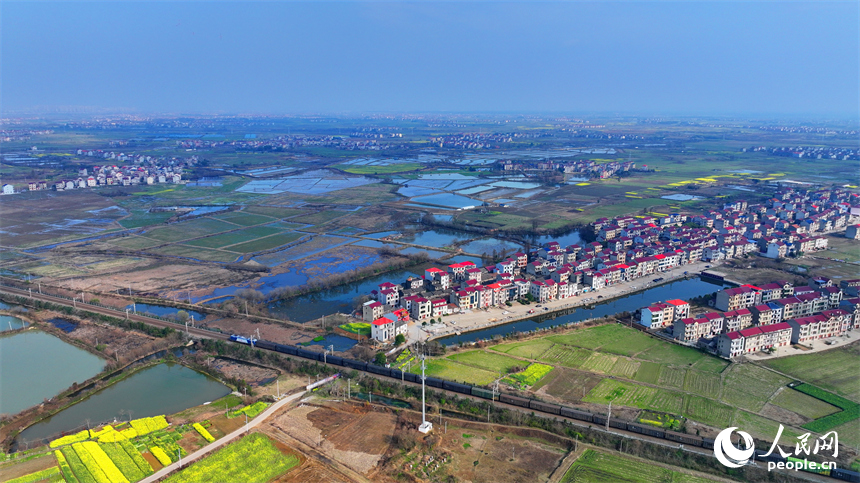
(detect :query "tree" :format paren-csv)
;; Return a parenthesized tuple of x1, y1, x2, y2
(375, 352, 387, 365)
(176, 310, 189, 323)
(394, 334, 406, 345)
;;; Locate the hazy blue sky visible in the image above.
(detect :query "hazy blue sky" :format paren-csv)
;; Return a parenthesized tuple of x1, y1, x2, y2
(3, 1, 858, 117)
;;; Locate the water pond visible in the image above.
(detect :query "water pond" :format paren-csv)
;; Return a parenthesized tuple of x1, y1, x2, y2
(411, 193, 479, 209)
(125, 304, 206, 321)
(303, 334, 356, 352)
(268, 269, 420, 323)
(1, 330, 105, 416)
(0, 314, 29, 332)
(16, 363, 230, 446)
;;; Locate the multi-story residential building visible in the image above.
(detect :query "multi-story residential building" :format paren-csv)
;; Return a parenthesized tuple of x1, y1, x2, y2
(715, 285, 762, 311)
(362, 300, 384, 322)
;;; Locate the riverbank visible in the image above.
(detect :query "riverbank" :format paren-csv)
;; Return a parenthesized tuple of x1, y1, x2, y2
(418, 260, 718, 344)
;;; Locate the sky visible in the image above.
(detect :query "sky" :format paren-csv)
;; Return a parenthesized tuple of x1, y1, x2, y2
(2, 1, 858, 118)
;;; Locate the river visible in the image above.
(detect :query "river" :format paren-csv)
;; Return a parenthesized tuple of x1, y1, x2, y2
(436, 277, 731, 345)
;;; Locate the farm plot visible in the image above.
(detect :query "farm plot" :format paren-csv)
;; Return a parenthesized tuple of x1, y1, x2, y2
(547, 324, 633, 350)
(538, 368, 604, 404)
(415, 359, 498, 386)
(633, 362, 662, 384)
(583, 380, 657, 409)
(690, 357, 729, 374)
(580, 352, 618, 374)
(162, 433, 299, 483)
(241, 206, 309, 219)
(636, 343, 705, 366)
(503, 363, 553, 389)
(212, 212, 275, 226)
(732, 411, 804, 441)
(151, 245, 239, 263)
(646, 390, 685, 415)
(109, 236, 163, 250)
(184, 226, 283, 249)
(537, 345, 592, 369)
(145, 218, 236, 243)
(447, 350, 523, 374)
(491, 339, 554, 359)
(721, 364, 789, 412)
(831, 419, 860, 448)
(657, 368, 687, 389)
(224, 232, 305, 253)
(763, 343, 860, 402)
(683, 396, 735, 429)
(597, 330, 661, 357)
(609, 358, 640, 378)
(770, 389, 840, 421)
(561, 449, 719, 483)
(683, 371, 722, 399)
(119, 210, 174, 229)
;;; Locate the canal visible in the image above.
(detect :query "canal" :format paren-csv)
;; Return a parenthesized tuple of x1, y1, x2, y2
(436, 277, 731, 345)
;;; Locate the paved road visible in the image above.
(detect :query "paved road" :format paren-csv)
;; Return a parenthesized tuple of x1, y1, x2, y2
(139, 391, 306, 483)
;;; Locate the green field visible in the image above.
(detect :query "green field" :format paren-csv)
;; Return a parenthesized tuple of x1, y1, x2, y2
(561, 449, 719, 483)
(184, 226, 282, 248)
(118, 210, 174, 229)
(153, 245, 239, 262)
(597, 330, 661, 356)
(636, 343, 706, 366)
(547, 324, 634, 350)
(290, 210, 348, 225)
(657, 368, 687, 389)
(684, 396, 736, 429)
(224, 232, 305, 253)
(163, 433, 299, 483)
(146, 218, 237, 242)
(633, 362, 662, 384)
(413, 359, 498, 386)
(581, 352, 619, 374)
(770, 389, 841, 420)
(109, 235, 164, 249)
(241, 206, 309, 219)
(720, 364, 790, 412)
(683, 371, 722, 399)
(491, 338, 555, 359)
(447, 350, 523, 374)
(762, 344, 860, 402)
(339, 322, 370, 336)
(732, 411, 804, 441)
(583, 379, 657, 408)
(212, 212, 276, 226)
(536, 344, 592, 369)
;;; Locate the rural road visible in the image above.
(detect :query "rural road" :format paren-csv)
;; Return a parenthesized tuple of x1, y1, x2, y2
(139, 390, 306, 483)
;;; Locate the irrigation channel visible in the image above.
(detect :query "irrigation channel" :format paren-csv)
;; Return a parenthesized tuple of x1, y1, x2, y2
(436, 276, 731, 346)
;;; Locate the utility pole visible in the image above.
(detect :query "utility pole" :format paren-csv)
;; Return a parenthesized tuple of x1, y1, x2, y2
(606, 400, 612, 432)
(125, 309, 129, 320)
(72, 297, 76, 308)
(177, 449, 182, 468)
(37, 282, 41, 294)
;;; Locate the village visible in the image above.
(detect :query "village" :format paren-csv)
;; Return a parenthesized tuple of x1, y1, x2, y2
(360, 186, 860, 362)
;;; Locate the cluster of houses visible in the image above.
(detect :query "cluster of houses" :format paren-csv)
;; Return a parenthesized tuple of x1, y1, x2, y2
(600, 187, 860, 262)
(639, 279, 860, 359)
(500, 158, 636, 180)
(742, 145, 859, 161)
(19, 165, 185, 193)
(360, 187, 858, 344)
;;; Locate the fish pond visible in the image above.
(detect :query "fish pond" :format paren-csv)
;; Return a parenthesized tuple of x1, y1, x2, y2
(16, 363, 230, 446)
(1, 330, 105, 416)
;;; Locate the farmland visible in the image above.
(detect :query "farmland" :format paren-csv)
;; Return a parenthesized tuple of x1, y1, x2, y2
(561, 449, 719, 483)
(762, 343, 860, 402)
(162, 433, 299, 483)
(411, 359, 498, 386)
(446, 350, 523, 374)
